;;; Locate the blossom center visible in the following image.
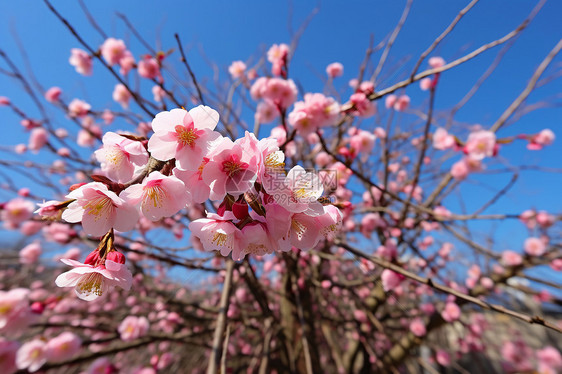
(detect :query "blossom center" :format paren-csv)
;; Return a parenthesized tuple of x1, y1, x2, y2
(143, 180, 166, 208)
(84, 195, 114, 220)
(175, 124, 199, 147)
(76, 272, 104, 298)
(221, 155, 249, 177)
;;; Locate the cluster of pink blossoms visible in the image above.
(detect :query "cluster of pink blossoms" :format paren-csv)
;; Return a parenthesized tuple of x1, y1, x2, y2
(42, 104, 342, 297)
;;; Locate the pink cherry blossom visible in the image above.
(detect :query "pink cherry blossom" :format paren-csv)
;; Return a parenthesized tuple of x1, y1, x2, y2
(173, 158, 211, 204)
(255, 100, 279, 124)
(68, 99, 91, 118)
(119, 51, 136, 75)
(251, 77, 298, 109)
(100, 38, 127, 66)
(228, 60, 247, 79)
(0, 96, 10, 105)
(152, 85, 167, 102)
(409, 318, 426, 337)
(527, 128, 555, 150)
(0, 288, 33, 334)
(118, 315, 150, 341)
(433, 128, 455, 150)
(537, 346, 562, 371)
(189, 212, 246, 260)
(349, 129, 376, 161)
(16, 339, 47, 372)
(393, 95, 410, 112)
(501, 250, 523, 266)
(121, 171, 190, 221)
(441, 302, 461, 322)
(147, 106, 221, 171)
(464, 130, 496, 160)
(523, 237, 545, 256)
(288, 93, 340, 135)
(2, 197, 35, 229)
(44, 86, 62, 103)
(419, 77, 432, 91)
(69, 48, 92, 76)
(428, 56, 445, 69)
(326, 62, 343, 78)
(55, 258, 133, 301)
(385, 94, 397, 109)
(435, 350, 450, 366)
(28, 127, 48, 153)
(381, 269, 404, 291)
(268, 165, 324, 216)
(0, 339, 18, 374)
(94, 132, 149, 183)
(202, 137, 258, 201)
(19, 241, 42, 265)
(138, 56, 161, 81)
(112, 83, 131, 109)
(267, 43, 289, 64)
(350, 92, 376, 117)
(62, 182, 139, 237)
(45, 332, 82, 362)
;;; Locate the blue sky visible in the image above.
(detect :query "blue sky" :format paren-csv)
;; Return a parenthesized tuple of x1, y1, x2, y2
(0, 1, 561, 289)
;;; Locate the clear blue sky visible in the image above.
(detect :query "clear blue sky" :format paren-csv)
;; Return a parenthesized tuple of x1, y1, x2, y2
(0, 1, 561, 287)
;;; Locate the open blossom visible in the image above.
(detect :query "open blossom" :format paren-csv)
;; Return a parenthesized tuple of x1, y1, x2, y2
(326, 62, 343, 78)
(121, 171, 190, 221)
(112, 83, 131, 109)
(16, 339, 47, 373)
(147, 106, 221, 171)
(433, 128, 455, 150)
(152, 85, 166, 102)
(288, 93, 340, 135)
(228, 60, 246, 79)
(450, 157, 482, 180)
(464, 130, 496, 160)
(524, 237, 546, 256)
(428, 56, 445, 69)
(19, 241, 42, 264)
(441, 302, 461, 322)
(118, 316, 150, 341)
(55, 258, 133, 301)
(267, 43, 289, 76)
(94, 132, 149, 183)
(46, 332, 82, 362)
(68, 99, 91, 118)
(28, 127, 48, 152)
(409, 318, 426, 337)
(501, 250, 523, 266)
(189, 212, 246, 260)
(62, 182, 139, 237)
(2, 197, 35, 229)
(527, 128, 555, 150)
(138, 56, 161, 80)
(202, 137, 259, 200)
(381, 269, 404, 291)
(0, 288, 33, 334)
(69, 48, 92, 76)
(255, 100, 279, 124)
(100, 38, 127, 66)
(0, 339, 18, 374)
(173, 159, 211, 204)
(393, 95, 410, 112)
(350, 92, 375, 117)
(119, 50, 136, 75)
(250, 77, 298, 109)
(349, 129, 376, 161)
(269, 165, 324, 216)
(45, 86, 62, 103)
